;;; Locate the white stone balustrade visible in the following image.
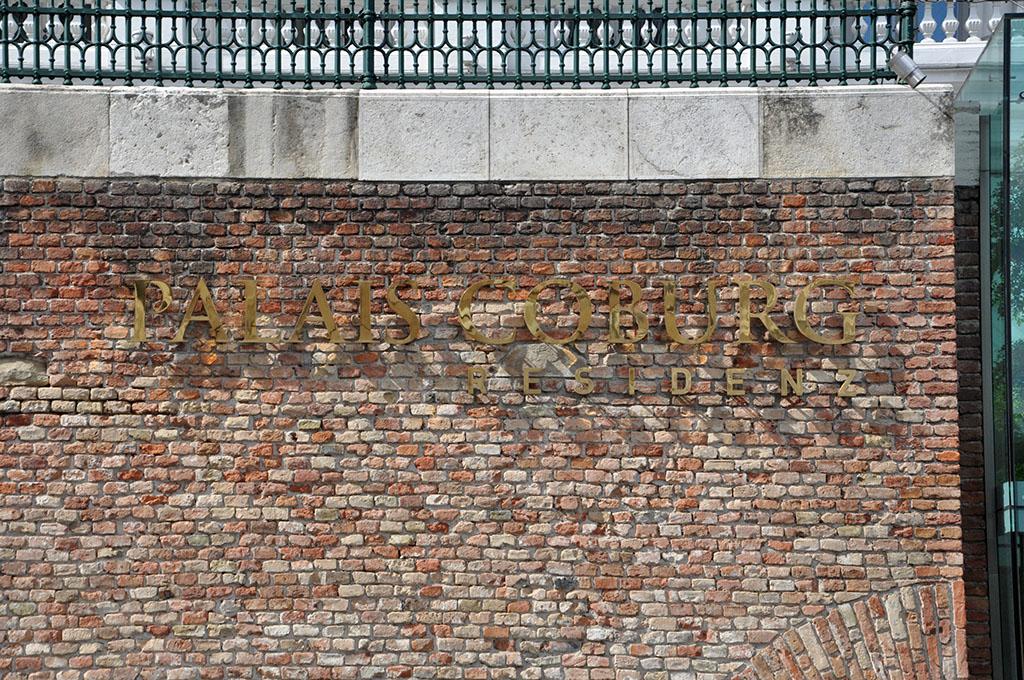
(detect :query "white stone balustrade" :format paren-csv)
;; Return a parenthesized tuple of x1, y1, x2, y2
(913, 1, 1011, 86)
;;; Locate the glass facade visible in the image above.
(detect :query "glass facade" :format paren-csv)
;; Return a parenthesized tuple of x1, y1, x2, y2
(959, 16, 1024, 678)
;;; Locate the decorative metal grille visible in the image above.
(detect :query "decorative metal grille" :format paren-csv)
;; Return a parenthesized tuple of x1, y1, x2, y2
(0, 0, 916, 87)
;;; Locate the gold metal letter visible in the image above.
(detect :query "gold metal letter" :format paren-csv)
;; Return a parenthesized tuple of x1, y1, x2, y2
(288, 279, 341, 343)
(794, 278, 859, 345)
(467, 365, 487, 395)
(780, 368, 804, 397)
(737, 279, 794, 344)
(726, 368, 746, 396)
(172, 278, 225, 344)
(837, 369, 860, 397)
(524, 279, 593, 345)
(131, 279, 172, 343)
(458, 278, 515, 345)
(628, 367, 637, 396)
(670, 367, 692, 395)
(664, 281, 718, 345)
(572, 366, 595, 395)
(523, 367, 540, 395)
(607, 280, 649, 344)
(386, 280, 420, 346)
(238, 278, 279, 344)
(357, 280, 374, 344)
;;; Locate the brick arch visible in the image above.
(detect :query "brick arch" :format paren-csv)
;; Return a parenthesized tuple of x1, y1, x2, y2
(732, 582, 966, 680)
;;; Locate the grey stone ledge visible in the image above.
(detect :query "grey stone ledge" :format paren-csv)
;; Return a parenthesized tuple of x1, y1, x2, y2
(0, 83, 955, 181)
(359, 90, 489, 181)
(759, 84, 954, 179)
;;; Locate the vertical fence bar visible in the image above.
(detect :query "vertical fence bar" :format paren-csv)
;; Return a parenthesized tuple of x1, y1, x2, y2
(570, 0, 579, 87)
(274, 0, 282, 86)
(187, 0, 197, 85)
(46, 2, 55, 75)
(1, 0, 9, 83)
(629, 0, 637, 86)
(427, 0, 434, 86)
(747, 0, 755, 86)
(543, 0, 551, 87)
(779, 0, 787, 86)
(687, 0, 695, 86)
(839, 0, 847, 83)
(330, 0, 339, 87)
(154, 0, 163, 84)
(457, 0, 464, 87)
(486, 0, 494, 88)
(599, 0, 607, 87)
(513, 0, 521, 87)
(302, 1, 311, 88)
(61, 0, 71, 83)
(244, 0, 252, 85)
(658, 0, 666, 87)
(899, 0, 915, 55)
(393, 0, 403, 87)
(718, 0, 726, 85)
(362, 0, 374, 86)
(93, 0, 101, 84)
(31, 0, 40, 82)
(808, 0, 817, 84)
(868, 0, 877, 82)
(215, 0, 223, 86)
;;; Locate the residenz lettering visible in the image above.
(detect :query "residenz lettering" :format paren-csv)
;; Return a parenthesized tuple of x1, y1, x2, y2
(130, 276, 864, 398)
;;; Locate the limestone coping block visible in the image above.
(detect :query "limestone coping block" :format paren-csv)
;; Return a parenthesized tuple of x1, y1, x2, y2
(110, 87, 231, 177)
(0, 84, 956, 180)
(760, 85, 954, 179)
(227, 91, 357, 179)
(953, 104, 980, 187)
(490, 91, 628, 180)
(358, 90, 489, 181)
(0, 85, 109, 177)
(628, 90, 759, 180)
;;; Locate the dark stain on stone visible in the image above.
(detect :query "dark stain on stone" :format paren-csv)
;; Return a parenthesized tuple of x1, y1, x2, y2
(275, 96, 325, 171)
(554, 577, 577, 591)
(764, 94, 824, 140)
(227, 95, 248, 173)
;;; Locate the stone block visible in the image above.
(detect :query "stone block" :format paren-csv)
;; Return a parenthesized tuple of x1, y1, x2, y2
(761, 85, 954, 178)
(0, 354, 48, 386)
(0, 86, 108, 176)
(628, 90, 759, 179)
(110, 87, 229, 177)
(953, 105, 979, 187)
(358, 91, 488, 181)
(227, 91, 356, 179)
(490, 91, 627, 180)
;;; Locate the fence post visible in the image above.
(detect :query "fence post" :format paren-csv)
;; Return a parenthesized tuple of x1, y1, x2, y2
(362, 0, 376, 88)
(899, 0, 917, 56)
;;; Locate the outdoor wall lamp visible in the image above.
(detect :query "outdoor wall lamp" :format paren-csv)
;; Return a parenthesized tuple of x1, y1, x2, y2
(888, 51, 927, 88)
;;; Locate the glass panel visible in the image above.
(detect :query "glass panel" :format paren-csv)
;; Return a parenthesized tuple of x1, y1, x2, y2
(958, 16, 1023, 678)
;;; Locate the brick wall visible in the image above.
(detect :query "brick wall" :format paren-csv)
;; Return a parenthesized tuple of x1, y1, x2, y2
(954, 185, 990, 680)
(0, 177, 966, 679)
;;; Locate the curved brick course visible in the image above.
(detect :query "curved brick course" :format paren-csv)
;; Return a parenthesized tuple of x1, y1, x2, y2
(733, 582, 965, 679)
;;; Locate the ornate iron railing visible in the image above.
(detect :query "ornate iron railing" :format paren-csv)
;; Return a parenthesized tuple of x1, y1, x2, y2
(0, 0, 916, 88)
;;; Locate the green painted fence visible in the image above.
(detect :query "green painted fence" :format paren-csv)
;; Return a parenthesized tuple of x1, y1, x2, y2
(0, 0, 916, 87)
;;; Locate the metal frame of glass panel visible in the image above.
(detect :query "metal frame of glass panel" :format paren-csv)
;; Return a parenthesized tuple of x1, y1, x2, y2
(959, 15, 1024, 679)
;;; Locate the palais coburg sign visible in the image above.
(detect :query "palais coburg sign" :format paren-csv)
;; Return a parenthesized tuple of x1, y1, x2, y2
(129, 276, 865, 399)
